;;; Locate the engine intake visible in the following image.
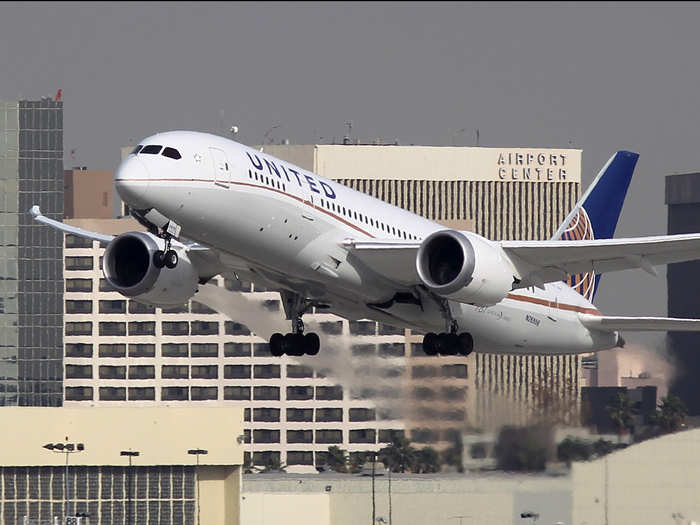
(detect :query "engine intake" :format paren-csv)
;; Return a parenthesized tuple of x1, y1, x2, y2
(103, 231, 198, 306)
(416, 230, 513, 307)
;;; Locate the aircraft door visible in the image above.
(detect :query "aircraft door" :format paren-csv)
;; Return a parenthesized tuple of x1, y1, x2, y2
(209, 147, 230, 187)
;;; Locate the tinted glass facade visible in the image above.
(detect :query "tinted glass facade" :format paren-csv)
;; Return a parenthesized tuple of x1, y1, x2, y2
(0, 99, 63, 406)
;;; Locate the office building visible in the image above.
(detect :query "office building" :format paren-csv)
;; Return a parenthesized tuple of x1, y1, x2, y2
(665, 172, 700, 415)
(0, 98, 63, 406)
(64, 168, 116, 219)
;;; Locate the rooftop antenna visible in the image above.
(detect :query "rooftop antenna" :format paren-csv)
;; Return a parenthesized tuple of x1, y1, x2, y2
(475, 128, 480, 147)
(344, 121, 352, 145)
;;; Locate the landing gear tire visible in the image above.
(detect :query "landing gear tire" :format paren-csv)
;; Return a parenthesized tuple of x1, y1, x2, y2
(270, 333, 285, 357)
(422, 333, 438, 356)
(153, 250, 166, 269)
(458, 332, 474, 356)
(303, 333, 320, 356)
(164, 250, 178, 269)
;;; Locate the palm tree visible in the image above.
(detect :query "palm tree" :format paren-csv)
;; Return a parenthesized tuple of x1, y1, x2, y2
(651, 394, 688, 433)
(378, 435, 416, 473)
(414, 447, 440, 473)
(606, 392, 636, 442)
(326, 445, 348, 473)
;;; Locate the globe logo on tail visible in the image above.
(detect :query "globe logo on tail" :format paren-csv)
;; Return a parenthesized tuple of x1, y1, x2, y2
(561, 208, 596, 301)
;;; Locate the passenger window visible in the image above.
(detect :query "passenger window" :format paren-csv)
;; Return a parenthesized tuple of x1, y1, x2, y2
(162, 147, 182, 160)
(140, 145, 162, 155)
(131, 145, 143, 155)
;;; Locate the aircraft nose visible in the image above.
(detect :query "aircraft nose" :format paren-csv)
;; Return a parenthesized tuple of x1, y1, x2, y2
(114, 156, 150, 209)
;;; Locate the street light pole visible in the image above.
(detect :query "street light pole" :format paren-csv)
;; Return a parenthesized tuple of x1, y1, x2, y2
(188, 448, 208, 525)
(120, 450, 140, 525)
(43, 441, 84, 523)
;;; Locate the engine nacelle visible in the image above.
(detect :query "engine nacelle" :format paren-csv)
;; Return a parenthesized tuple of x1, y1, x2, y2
(415, 230, 514, 307)
(103, 231, 199, 306)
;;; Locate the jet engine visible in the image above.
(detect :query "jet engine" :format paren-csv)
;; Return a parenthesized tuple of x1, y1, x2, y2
(415, 230, 514, 307)
(102, 231, 199, 306)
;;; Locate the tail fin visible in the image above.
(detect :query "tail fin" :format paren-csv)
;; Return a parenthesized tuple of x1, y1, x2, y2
(553, 150, 639, 301)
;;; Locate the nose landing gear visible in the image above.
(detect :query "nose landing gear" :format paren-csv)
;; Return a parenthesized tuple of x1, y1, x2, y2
(153, 220, 181, 269)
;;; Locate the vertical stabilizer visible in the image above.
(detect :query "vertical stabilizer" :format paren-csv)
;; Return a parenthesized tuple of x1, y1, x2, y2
(554, 151, 639, 300)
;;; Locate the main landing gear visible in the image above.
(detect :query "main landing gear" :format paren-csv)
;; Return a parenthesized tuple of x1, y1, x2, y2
(422, 298, 474, 356)
(153, 222, 179, 269)
(269, 292, 321, 357)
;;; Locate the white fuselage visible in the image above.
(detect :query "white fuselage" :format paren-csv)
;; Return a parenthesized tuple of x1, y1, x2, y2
(115, 131, 618, 355)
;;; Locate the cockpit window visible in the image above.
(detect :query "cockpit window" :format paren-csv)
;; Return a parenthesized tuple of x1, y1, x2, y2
(131, 145, 143, 155)
(140, 145, 162, 155)
(162, 147, 182, 160)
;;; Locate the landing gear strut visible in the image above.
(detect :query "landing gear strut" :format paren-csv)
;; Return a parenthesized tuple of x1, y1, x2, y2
(269, 291, 321, 357)
(153, 221, 180, 269)
(422, 298, 474, 356)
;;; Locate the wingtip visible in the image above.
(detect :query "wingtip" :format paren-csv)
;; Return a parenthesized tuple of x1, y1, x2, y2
(29, 205, 41, 217)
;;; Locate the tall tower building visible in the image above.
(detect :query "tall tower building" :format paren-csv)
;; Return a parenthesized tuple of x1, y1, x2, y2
(0, 98, 64, 406)
(666, 173, 700, 415)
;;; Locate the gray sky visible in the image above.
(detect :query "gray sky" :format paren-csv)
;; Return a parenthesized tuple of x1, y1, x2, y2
(2, 2, 699, 343)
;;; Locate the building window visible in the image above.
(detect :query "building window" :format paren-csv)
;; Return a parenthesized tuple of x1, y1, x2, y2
(65, 387, 93, 401)
(99, 387, 126, 401)
(349, 429, 376, 444)
(191, 387, 217, 400)
(253, 343, 271, 357)
(315, 430, 342, 444)
(190, 321, 218, 335)
(162, 343, 188, 357)
(378, 343, 405, 357)
(162, 365, 189, 379)
(99, 278, 115, 292)
(128, 387, 155, 401)
(440, 409, 466, 421)
(224, 365, 250, 379)
(441, 364, 468, 378)
(65, 256, 93, 270)
(66, 278, 92, 292)
(162, 321, 189, 336)
(253, 451, 280, 466)
(253, 429, 280, 444)
(411, 365, 438, 379)
(161, 387, 188, 401)
(191, 365, 218, 379)
(287, 451, 313, 465)
(66, 301, 92, 314)
(224, 386, 250, 400)
(65, 343, 92, 358)
(287, 408, 313, 422)
(287, 430, 312, 444)
(161, 303, 189, 314)
(224, 321, 250, 335)
(287, 386, 313, 401)
(410, 428, 439, 444)
(378, 430, 405, 443)
(315, 408, 342, 422)
(65, 234, 93, 248)
(287, 364, 313, 378)
(352, 344, 376, 357)
(190, 343, 218, 358)
(319, 321, 343, 335)
(253, 408, 280, 422)
(99, 366, 126, 380)
(349, 408, 376, 422)
(129, 344, 155, 358)
(99, 343, 126, 358)
(224, 343, 251, 357)
(254, 365, 280, 379)
(128, 365, 155, 380)
(441, 386, 466, 401)
(378, 324, 404, 335)
(128, 322, 155, 336)
(316, 386, 343, 401)
(224, 278, 251, 292)
(412, 387, 436, 401)
(65, 365, 92, 379)
(65, 322, 92, 336)
(128, 300, 156, 314)
(99, 322, 126, 336)
(191, 301, 216, 315)
(349, 320, 375, 335)
(262, 300, 280, 312)
(99, 300, 126, 314)
(253, 386, 280, 401)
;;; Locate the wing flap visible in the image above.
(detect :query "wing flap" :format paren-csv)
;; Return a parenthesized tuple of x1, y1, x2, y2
(342, 239, 420, 285)
(580, 313, 700, 332)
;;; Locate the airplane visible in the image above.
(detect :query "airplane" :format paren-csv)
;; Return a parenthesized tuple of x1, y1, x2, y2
(31, 131, 700, 358)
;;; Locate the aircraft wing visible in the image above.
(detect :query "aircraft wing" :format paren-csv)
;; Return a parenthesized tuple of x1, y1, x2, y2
(342, 239, 420, 285)
(579, 314, 700, 332)
(503, 233, 700, 288)
(30, 205, 115, 244)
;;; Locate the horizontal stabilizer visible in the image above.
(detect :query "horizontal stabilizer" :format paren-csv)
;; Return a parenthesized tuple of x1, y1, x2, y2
(579, 314, 700, 332)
